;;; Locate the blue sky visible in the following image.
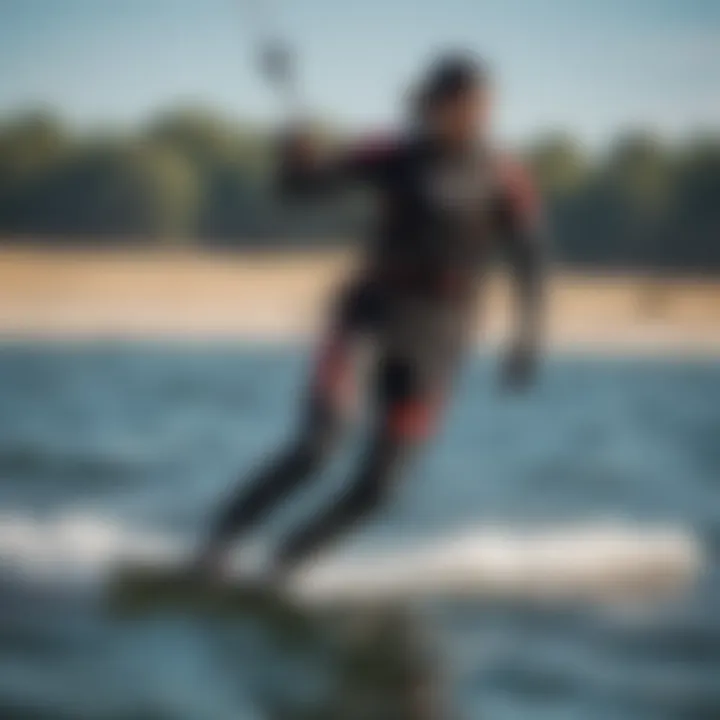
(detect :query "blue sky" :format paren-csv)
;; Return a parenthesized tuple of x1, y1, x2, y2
(1, 0, 718, 144)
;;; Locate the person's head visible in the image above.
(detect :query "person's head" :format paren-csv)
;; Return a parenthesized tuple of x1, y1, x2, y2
(414, 52, 491, 146)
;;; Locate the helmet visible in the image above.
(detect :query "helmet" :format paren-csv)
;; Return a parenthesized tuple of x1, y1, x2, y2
(416, 51, 489, 114)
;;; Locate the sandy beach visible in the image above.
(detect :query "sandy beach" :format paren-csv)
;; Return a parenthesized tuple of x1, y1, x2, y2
(0, 246, 718, 355)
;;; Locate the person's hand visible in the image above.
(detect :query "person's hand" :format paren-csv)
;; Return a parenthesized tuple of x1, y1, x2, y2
(280, 123, 319, 165)
(277, 124, 323, 196)
(499, 338, 539, 392)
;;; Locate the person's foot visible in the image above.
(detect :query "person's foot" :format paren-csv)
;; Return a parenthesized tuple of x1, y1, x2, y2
(191, 544, 290, 593)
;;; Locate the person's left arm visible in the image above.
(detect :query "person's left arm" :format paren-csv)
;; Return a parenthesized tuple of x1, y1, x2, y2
(495, 157, 548, 390)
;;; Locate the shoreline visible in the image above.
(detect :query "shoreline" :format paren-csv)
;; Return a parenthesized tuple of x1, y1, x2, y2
(1, 247, 719, 356)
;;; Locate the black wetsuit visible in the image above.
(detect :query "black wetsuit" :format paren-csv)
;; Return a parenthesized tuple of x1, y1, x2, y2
(208, 132, 545, 572)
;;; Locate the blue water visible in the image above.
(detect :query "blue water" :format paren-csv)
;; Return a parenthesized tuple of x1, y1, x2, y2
(0, 343, 719, 719)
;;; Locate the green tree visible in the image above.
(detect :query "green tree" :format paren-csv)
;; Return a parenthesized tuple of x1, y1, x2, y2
(28, 140, 200, 241)
(525, 132, 589, 199)
(147, 107, 273, 242)
(670, 134, 720, 270)
(0, 111, 69, 233)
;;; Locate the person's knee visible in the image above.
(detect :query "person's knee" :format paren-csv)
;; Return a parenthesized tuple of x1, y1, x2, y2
(377, 357, 440, 442)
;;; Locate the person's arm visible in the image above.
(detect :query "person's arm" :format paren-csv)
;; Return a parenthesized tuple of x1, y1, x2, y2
(495, 157, 548, 389)
(278, 126, 397, 199)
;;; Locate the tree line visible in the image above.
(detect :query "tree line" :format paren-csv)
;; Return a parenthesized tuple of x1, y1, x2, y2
(0, 108, 718, 272)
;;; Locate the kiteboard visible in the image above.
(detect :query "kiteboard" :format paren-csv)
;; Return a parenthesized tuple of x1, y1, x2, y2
(107, 560, 447, 717)
(107, 561, 325, 641)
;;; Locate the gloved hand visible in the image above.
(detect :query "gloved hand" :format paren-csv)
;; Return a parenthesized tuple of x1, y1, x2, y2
(279, 123, 319, 163)
(276, 123, 322, 196)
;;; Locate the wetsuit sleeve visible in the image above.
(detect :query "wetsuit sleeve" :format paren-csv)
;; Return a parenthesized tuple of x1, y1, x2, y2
(495, 157, 548, 349)
(278, 133, 398, 198)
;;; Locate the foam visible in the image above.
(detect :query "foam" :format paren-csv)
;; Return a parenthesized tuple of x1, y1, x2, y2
(0, 512, 704, 605)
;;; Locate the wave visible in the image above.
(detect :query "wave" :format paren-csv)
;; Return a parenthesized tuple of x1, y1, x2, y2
(0, 511, 705, 606)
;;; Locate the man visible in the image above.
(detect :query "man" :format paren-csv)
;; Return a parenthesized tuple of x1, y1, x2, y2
(198, 52, 546, 581)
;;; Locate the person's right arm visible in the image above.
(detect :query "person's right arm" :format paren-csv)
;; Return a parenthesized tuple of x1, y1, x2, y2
(277, 126, 398, 199)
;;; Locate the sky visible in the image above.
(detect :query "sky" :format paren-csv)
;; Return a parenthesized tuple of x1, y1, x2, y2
(1, 0, 719, 145)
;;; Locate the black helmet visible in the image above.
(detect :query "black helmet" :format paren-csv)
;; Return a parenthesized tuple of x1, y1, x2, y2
(416, 51, 489, 113)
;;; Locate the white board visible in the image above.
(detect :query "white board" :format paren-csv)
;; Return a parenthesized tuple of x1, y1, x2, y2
(0, 511, 704, 606)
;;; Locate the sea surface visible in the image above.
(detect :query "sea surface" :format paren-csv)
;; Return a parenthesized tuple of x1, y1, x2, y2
(0, 342, 718, 720)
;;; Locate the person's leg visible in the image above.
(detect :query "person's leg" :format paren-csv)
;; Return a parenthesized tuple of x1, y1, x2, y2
(275, 354, 443, 572)
(199, 328, 359, 568)
(275, 427, 413, 571)
(197, 277, 388, 573)
(206, 400, 342, 548)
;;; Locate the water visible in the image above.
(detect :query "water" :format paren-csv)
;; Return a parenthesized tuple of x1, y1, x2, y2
(0, 342, 718, 719)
